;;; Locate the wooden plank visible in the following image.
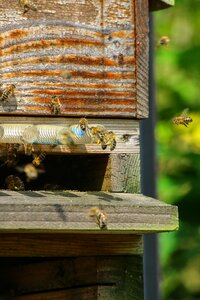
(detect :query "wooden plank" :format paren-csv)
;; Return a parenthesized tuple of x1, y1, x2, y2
(149, 0, 175, 11)
(0, 234, 142, 256)
(0, 0, 148, 118)
(102, 154, 140, 193)
(135, 0, 149, 118)
(13, 287, 97, 300)
(0, 191, 178, 233)
(0, 117, 139, 154)
(0, 258, 99, 293)
(0, 256, 143, 300)
(97, 256, 143, 300)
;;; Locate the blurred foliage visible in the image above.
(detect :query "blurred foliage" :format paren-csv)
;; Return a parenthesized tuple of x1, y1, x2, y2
(154, 0, 200, 299)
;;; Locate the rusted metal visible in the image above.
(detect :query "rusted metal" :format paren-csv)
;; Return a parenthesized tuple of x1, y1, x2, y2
(0, 0, 149, 118)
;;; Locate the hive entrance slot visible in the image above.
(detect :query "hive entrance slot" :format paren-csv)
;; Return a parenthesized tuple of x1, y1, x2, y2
(0, 154, 109, 192)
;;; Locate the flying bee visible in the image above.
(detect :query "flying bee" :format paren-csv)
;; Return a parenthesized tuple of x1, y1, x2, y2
(79, 118, 88, 131)
(16, 163, 45, 182)
(89, 207, 107, 229)
(19, 0, 37, 14)
(157, 36, 170, 47)
(5, 175, 25, 191)
(105, 131, 116, 151)
(172, 108, 193, 127)
(49, 96, 62, 114)
(0, 84, 16, 102)
(90, 126, 107, 149)
(32, 152, 46, 167)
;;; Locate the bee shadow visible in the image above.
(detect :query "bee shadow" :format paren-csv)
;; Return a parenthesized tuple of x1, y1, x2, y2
(1, 96, 18, 112)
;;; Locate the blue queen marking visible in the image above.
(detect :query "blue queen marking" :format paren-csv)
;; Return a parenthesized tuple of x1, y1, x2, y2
(71, 126, 85, 137)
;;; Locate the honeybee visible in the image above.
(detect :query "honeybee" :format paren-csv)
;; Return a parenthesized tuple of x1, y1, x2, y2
(19, 0, 37, 14)
(60, 70, 72, 80)
(16, 163, 45, 182)
(172, 108, 193, 127)
(0, 143, 20, 168)
(32, 152, 46, 167)
(121, 134, 132, 142)
(157, 36, 170, 47)
(90, 126, 107, 149)
(57, 128, 75, 146)
(105, 131, 116, 151)
(5, 175, 25, 191)
(62, 118, 91, 145)
(0, 84, 16, 102)
(49, 96, 61, 114)
(23, 143, 34, 156)
(79, 118, 88, 131)
(89, 207, 107, 229)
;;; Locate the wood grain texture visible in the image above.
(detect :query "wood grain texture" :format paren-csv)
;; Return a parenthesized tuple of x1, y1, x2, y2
(0, 256, 143, 300)
(0, 116, 139, 154)
(102, 154, 140, 193)
(13, 287, 97, 300)
(0, 234, 142, 256)
(135, 0, 149, 118)
(0, 0, 149, 118)
(149, 0, 175, 11)
(0, 191, 178, 233)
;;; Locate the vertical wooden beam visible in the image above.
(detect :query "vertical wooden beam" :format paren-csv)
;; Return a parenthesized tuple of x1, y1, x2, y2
(102, 153, 140, 193)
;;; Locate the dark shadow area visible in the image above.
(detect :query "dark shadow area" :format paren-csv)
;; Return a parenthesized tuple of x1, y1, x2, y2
(0, 154, 109, 192)
(87, 191, 123, 202)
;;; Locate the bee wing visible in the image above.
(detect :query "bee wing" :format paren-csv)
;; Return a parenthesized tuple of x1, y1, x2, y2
(15, 165, 25, 173)
(181, 108, 189, 117)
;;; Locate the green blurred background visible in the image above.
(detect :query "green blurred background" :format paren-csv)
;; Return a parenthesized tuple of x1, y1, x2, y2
(154, 0, 200, 299)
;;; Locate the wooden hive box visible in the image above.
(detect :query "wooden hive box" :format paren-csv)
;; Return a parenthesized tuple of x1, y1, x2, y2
(0, 0, 177, 299)
(0, 0, 149, 118)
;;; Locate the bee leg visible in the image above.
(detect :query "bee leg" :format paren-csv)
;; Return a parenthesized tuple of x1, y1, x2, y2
(183, 122, 188, 127)
(23, 6, 29, 13)
(101, 142, 107, 150)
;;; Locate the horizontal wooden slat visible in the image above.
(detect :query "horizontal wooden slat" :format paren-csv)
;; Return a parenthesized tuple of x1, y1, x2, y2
(0, 191, 178, 233)
(0, 117, 140, 154)
(13, 287, 97, 300)
(0, 256, 143, 299)
(0, 234, 142, 256)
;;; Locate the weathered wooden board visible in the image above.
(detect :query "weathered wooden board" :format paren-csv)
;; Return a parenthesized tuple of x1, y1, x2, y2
(13, 287, 97, 300)
(102, 154, 140, 193)
(0, 0, 149, 118)
(0, 191, 178, 233)
(149, 0, 175, 11)
(0, 233, 143, 256)
(0, 116, 139, 154)
(0, 256, 143, 300)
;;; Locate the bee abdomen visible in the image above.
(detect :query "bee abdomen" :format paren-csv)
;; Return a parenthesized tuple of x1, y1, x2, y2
(70, 125, 92, 144)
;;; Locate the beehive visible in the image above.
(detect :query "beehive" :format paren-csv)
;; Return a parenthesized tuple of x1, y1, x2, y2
(0, 1, 178, 299)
